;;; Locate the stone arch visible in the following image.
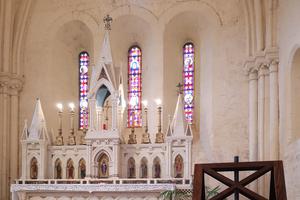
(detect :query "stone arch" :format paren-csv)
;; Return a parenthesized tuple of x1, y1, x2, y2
(127, 157, 136, 178)
(54, 158, 62, 179)
(46, 11, 99, 65)
(30, 157, 38, 179)
(140, 157, 148, 178)
(66, 158, 75, 179)
(289, 47, 300, 142)
(97, 153, 109, 178)
(109, 4, 158, 27)
(152, 157, 161, 178)
(174, 154, 184, 178)
(159, 1, 222, 31)
(78, 158, 86, 179)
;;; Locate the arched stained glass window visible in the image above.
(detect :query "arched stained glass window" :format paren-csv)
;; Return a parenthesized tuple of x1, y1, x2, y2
(79, 51, 89, 129)
(127, 46, 142, 127)
(183, 43, 194, 124)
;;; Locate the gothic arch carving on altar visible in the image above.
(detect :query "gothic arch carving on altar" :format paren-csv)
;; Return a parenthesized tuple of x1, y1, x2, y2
(54, 159, 62, 179)
(98, 153, 109, 178)
(30, 157, 38, 179)
(152, 157, 161, 178)
(78, 158, 86, 179)
(174, 154, 184, 178)
(140, 157, 148, 178)
(66, 159, 75, 179)
(127, 157, 136, 178)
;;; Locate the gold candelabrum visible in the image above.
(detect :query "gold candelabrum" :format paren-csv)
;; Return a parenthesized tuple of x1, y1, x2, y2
(128, 127, 137, 144)
(141, 106, 151, 144)
(155, 103, 164, 143)
(68, 104, 76, 145)
(55, 107, 64, 146)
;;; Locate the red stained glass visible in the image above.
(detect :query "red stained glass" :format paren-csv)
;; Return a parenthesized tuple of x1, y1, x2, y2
(183, 43, 194, 124)
(128, 46, 142, 127)
(79, 52, 89, 129)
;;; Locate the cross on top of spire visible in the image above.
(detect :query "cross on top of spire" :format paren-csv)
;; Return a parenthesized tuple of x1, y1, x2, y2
(176, 82, 183, 95)
(103, 14, 113, 30)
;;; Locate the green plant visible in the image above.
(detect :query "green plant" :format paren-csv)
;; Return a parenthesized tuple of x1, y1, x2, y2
(159, 189, 191, 200)
(159, 186, 224, 200)
(205, 185, 222, 199)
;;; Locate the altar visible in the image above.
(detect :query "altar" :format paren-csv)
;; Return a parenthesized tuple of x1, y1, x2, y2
(11, 178, 191, 200)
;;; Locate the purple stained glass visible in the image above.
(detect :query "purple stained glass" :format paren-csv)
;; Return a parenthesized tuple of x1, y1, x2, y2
(79, 52, 89, 129)
(183, 43, 194, 124)
(128, 46, 142, 127)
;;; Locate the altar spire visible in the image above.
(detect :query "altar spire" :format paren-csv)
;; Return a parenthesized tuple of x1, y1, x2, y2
(28, 98, 49, 140)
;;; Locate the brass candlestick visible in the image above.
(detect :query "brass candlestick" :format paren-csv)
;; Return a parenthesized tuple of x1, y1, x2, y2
(55, 104, 64, 145)
(142, 106, 151, 144)
(155, 104, 164, 143)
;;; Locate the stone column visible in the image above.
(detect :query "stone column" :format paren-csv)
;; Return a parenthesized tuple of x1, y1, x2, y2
(269, 60, 279, 160)
(258, 65, 267, 161)
(0, 79, 10, 199)
(249, 69, 258, 161)
(257, 65, 268, 195)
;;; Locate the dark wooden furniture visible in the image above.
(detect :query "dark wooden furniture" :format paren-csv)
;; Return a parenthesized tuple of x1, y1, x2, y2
(192, 161, 287, 200)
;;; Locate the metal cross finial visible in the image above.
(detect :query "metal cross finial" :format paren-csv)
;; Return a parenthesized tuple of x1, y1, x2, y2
(176, 82, 183, 94)
(103, 14, 113, 30)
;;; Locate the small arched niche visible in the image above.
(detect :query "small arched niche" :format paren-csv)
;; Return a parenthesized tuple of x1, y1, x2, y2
(127, 157, 136, 178)
(140, 157, 148, 178)
(78, 158, 86, 179)
(174, 154, 184, 178)
(152, 157, 161, 178)
(54, 158, 62, 179)
(96, 85, 112, 130)
(98, 153, 109, 178)
(30, 157, 38, 179)
(291, 48, 300, 141)
(66, 159, 75, 179)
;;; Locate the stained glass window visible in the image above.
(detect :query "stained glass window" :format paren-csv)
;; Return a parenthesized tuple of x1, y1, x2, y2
(127, 46, 142, 127)
(183, 43, 194, 124)
(79, 51, 89, 129)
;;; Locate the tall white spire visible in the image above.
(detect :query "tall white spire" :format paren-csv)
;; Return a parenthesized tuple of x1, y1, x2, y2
(90, 28, 117, 96)
(28, 98, 49, 141)
(100, 31, 113, 65)
(170, 94, 186, 136)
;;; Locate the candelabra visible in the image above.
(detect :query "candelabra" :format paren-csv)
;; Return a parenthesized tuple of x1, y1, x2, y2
(68, 103, 76, 145)
(142, 100, 151, 144)
(128, 127, 137, 144)
(55, 103, 64, 145)
(155, 99, 164, 143)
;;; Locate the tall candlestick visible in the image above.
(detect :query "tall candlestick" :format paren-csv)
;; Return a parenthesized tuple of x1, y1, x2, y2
(56, 103, 63, 134)
(55, 103, 64, 145)
(157, 106, 162, 133)
(68, 103, 76, 145)
(155, 99, 164, 143)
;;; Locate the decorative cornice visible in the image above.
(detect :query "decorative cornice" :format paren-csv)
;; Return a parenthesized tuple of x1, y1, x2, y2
(0, 73, 24, 95)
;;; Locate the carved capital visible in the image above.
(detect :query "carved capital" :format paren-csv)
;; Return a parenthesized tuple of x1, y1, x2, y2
(0, 73, 24, 95)
(269, 59, 279, 73)
(258, 63, 269, 77)
(249, 69, 258, 81)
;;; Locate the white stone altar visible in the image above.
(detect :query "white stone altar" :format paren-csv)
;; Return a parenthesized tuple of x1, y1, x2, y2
(11, 21, 193, 200)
